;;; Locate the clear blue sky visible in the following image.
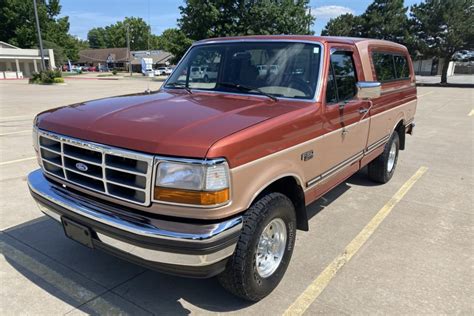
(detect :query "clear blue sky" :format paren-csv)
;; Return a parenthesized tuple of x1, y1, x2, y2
(60, 0, 424, 40)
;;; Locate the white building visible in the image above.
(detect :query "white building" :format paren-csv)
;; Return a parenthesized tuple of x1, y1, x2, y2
(0, 41, 55, 79)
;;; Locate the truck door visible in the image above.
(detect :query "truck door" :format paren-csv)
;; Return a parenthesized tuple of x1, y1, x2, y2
(320, 45, 370, 178)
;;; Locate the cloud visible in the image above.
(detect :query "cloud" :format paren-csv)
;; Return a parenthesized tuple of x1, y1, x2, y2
(311, 5, 354, 19)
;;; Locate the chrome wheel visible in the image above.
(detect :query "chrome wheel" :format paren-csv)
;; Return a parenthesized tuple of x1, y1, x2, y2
(255, 218, 287, 278)
(387, 141, 397, 172)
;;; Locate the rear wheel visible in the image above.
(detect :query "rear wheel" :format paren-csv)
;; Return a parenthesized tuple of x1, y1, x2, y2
(368, 132, 400, 183)
(218, 192, 296, 301)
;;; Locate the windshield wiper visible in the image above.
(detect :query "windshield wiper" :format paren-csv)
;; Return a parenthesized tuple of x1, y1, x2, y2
(165, 82, 192, 94)
(218, 82, 278, 102)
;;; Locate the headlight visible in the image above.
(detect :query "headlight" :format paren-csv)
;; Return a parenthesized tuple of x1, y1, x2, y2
(154, 160, 230, 206)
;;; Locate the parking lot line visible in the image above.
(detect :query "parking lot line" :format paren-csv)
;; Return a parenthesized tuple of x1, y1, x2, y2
(0, 130, 31, 136)
(0, 156, 36, 166)
(0, 115, 33, 122)
(417, 91, 433, 98)
(283, 166, 428, 316)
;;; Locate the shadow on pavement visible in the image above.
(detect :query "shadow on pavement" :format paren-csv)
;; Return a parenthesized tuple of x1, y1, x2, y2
(1, 171, 364, 314)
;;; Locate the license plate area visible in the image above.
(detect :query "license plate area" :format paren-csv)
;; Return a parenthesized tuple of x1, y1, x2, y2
(62, 217, 94, 248)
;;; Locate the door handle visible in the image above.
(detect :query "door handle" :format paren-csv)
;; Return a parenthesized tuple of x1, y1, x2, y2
(359, 108, 369, 114)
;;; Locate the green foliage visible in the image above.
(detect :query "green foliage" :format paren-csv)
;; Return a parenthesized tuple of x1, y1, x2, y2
(321, 14, 364, 37)
(0, 0, 88, 62)
(112, 69, 118, 75)
(168, 0, 313, 62)
(411, 0, 474, 83)
(361, 0, 410, 44)
(87, 17, 157, 50)
(157, 28, 194, 63)
(178, 0, 314, 40)
(29, 69, 62, 84)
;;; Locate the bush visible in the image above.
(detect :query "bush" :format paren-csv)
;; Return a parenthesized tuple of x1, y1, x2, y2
(112, 69, 118, 75)
(53, 77, 65, 84)
(29, 70, 63, 84)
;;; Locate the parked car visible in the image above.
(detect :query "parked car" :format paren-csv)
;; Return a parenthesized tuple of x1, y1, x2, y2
(155, 67, 173, 76)
(452, 50, 474, 61)
(28, 36, 416, 302)
(189, 66, 205, 81)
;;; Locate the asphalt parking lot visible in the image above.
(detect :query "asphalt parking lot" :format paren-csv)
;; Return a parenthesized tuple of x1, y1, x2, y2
(0, 78, 472, 315)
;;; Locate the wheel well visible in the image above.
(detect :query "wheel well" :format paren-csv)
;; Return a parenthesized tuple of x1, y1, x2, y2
(256, 176, 308, 231)
(395, 120, 405, 150)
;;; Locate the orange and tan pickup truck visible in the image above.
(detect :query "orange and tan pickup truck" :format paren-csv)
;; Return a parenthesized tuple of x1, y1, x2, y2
(28, 35, 416, 301)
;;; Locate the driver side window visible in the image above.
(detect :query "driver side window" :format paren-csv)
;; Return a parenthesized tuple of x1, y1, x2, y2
(326, 51, 357, 104)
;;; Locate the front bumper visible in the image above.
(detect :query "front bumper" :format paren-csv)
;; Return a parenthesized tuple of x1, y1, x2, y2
(27, 169, 242, 278)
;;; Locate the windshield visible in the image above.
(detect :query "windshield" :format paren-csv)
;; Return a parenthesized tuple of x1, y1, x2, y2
(165, 41, 322, 100)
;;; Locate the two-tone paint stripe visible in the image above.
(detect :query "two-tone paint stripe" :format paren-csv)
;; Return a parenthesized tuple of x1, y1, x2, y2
(306, 134, 390, 189)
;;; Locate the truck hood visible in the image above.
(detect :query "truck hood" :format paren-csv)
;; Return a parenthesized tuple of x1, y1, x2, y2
(37, 90, 301, 158)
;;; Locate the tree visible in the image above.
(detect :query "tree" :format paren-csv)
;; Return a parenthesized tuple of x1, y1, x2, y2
(321, 14, 364, 37)
(87, 17, 157, 51)
(410, 0, 474, 83)
(157, 28, 193, 63)
(361, 0, 410, 44)
(0, 0, 87, 63)
(87, 28, 107, 49)
(178, 0, 314, 41)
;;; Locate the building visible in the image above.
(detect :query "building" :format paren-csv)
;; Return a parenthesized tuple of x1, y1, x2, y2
(130, 50, 174, 72)
(0, 41, 55, 79)
(77, 47, 129, 70)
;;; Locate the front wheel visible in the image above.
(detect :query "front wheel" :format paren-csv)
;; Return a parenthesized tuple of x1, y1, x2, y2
(218, 192, 296, 301)
(368, 132, 400, 183)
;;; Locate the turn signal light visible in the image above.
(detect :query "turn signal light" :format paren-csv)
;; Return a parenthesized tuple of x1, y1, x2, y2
(154, 187, 229, 206)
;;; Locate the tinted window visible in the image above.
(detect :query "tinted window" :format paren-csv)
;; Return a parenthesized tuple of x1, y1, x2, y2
(326, 63, 338, 103)
(394, 55, 410, 79)
(373, 52, 410, 81)
(373, 52, 396, 81)
(326, 51, 357, 103)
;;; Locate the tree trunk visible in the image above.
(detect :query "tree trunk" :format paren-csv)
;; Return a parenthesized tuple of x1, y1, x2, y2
(440, 56, 450, 84)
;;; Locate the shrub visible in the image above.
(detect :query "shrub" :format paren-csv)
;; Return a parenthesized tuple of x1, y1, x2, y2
(112, 69, 118, 75)
(53, 77, 65, 84)
(29, 70, 63, 84)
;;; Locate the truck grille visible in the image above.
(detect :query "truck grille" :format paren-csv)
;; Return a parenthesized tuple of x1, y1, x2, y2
(37, 129, 154, 206)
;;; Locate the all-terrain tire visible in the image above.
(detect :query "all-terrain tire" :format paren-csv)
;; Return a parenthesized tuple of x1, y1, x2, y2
(368, 132, 400, 183)
(218, 192, 297, 301)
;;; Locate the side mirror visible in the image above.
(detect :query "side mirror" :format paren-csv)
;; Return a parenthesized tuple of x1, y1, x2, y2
(356, 81, 381, 99)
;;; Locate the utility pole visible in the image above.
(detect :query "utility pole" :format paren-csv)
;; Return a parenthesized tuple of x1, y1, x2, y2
(127, 25, 132, 76)
(33, 0, 46, 71)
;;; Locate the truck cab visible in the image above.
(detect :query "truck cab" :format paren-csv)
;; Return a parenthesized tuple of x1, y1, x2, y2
(28, 36, 416, 301)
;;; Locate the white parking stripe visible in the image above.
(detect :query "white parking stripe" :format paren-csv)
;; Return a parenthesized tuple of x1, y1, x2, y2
(0, 156, 36, 166)
(0, 130, 31, 136)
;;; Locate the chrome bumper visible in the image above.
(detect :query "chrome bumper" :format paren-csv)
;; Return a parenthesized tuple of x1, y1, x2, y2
(27, 169, 242, 272)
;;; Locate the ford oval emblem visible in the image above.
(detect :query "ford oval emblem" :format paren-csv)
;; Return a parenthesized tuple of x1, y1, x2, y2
(75, 162, 88, 172)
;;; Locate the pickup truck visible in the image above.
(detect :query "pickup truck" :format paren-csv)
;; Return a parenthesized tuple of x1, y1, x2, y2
(28, 35, 416, 301)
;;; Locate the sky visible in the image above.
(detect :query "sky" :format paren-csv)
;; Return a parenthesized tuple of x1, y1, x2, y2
(60, 0, 424, 40)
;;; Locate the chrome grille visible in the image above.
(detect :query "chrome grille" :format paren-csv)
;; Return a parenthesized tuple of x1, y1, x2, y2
(37, 129, 154, 206)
